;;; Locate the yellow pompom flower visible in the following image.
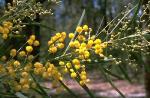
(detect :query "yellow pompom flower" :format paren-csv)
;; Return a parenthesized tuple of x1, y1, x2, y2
(14, 60, 21, 67)
(58, 38, 65, 42)
(61, 32, 66, 37)
(79, 81, 85, 86)
(47, 67, 52, 74)
(75, 64, 80, 70)
(81, 71, 86, 75)
(30, 35, 36, 41)
(83, 25, 88, 31)
(24, 64, 32, 72)
(3, 27, 9, 34)
(59, 61, 65, 66)
(63, 68, 68, 73)
(77, 35, 86, 41)
(28, 55, 34, 61)
(94, 44, 102, 50)
(79, 55, 84, 59)
(26, 46, 33, 53)
(76, 26, 83, 33)
(56, 32, 62, 38)
(51, 36, 58, 42)
(88, 40, 94, 46)
(95, 49, 103, 54)
(33, 40, 40, 46)
(71, 72, 77, 78)
(78, 49, 85, 54)
(66, 62, 71, 68)
(72, 59, 80, 65)
(68, 33, 75, 39)
(84, 51, 90, 58)
(2, 34, 8, 39)
(34, 68, 41, 75)
(80, 74, 87, 80)
(19, 51, 26, 57)
(3, 23, 9, 28)
(74, 40, 80, 48)
(3, 21, 13, 29)
(10, 49, 17, 57)
(20, 78, 29, 85)
(21, 72, 29, 78)
(34, 62, 43, 68)
(27, 39, 34, 45)
(49, 46, 57, 53)
(87, 40, 94, 48)
(94, 39, 102, 44)
(69, 41, 75, 48)
(48, 40, 53, 46)
(57, 43, 64, 49)
(22, 84, 30, 90)
(70, 69, 74, 72)
(80, 43, 86, 47)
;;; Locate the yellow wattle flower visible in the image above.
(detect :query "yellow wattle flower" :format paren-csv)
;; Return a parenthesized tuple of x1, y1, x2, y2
(10, 49, 17, 57)
(71, 72, 77, 78)
(83, 25, 88, 31)
(30, 35, 36, 41)
(49, 46, 57, 53)
(26, 46, 33, 53)
(33, 40, 40, 46)
(68, 33, 75, 39)
(72, 59, 80, 65)
(76, 26, 83, 33)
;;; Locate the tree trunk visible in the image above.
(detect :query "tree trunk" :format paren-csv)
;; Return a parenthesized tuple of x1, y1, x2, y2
(145, 71, 150, 98)
(143, 54, 150, 98)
